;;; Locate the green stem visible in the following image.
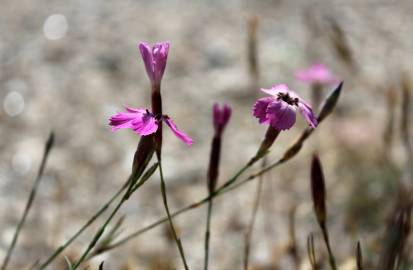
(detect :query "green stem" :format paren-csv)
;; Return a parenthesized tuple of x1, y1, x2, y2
(1, 132, 54, 270)
(211, 154, 260, 197)
(37, 179, 128, 270)
(243, 158, 266, 270)
(70, 172, 148, 270)
(38, 132, 275, 266)
(70, 195, 126, 270)
(157, 157, 190, 270)
(203, 198, 214, 270)
(101, 157, 270, 258)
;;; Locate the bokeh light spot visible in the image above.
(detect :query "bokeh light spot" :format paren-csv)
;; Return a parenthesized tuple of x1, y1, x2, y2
(43, 14, 68, 40)
(3, 91, 25, 117)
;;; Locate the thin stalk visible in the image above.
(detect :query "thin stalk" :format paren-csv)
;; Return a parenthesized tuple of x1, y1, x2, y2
(37, 135, 154, 269)
(321, 226, 337, 270)
(37, 178, 128, 269)
(243, 158, 266, 270)
(46, 127, 270, 267)
(101, 158, 279, 257)
(204, 134, 221, 270)
(157, 156, 190, 270)
(70, 195, 126, 270)
(70, 171, 149, 270)
(217, 159, 254, 192)
(1, 132, 54, 270)
(203, 197, 213, 270)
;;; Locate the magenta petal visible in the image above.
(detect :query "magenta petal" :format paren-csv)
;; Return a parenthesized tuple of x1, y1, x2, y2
(164, 117, 193, 145)
(221, 104, 232, 126)
(253, 97, 273, 124)
(213, 103, 220, 121)
(109, 112, 141, 131)
(260, 83, 290, 96)
(138, 42, 155, 83)
(109, 107, 147, 131)
(152, 42, 170, 84)
(125, 106, 146, 114)
(131, 113, 159, 136)
(213, 103, 232, 134)
(295, 63, 337, 85)
(298, 102, 318, 128)
(266, 101, 296, 130)
(138, 41, 170, 86)
(109, 107, 159, 136)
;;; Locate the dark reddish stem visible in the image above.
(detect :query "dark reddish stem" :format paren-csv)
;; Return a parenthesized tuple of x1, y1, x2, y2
(151, 84, 163, 157)
(207, 135, 221, 193)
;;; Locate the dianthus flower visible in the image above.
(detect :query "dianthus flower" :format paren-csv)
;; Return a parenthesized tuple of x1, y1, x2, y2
(295, 63, 338, 85)
(253, 84, 318, 130)
(109, 106, 193, 145)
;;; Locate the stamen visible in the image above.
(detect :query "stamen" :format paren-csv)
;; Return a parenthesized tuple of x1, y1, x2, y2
(277, 92, 298, 106)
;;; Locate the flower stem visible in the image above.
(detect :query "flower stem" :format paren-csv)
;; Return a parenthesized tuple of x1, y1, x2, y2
(69, 170, 149, 270)
(37, 136, 154, 269)
(157, 156, 190, 270)
(243, 158, 266, 270)
(1, 132, 54, 270)
(70, 195, 126, 270)
(203, 197, 213, 270)
(37, 178, 128, 270)
(101, 156, 268, 258)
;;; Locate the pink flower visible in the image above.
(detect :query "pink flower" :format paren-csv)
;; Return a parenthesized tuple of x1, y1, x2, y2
(213, 103, 232, 135)
(295, 63, 338, 85)
(138, 41, 170, 86)
(109, 106, 193, 145)
(252, 84, 318, 130)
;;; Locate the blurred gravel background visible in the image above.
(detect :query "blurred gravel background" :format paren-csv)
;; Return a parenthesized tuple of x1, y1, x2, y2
(1, 0, 413, 269)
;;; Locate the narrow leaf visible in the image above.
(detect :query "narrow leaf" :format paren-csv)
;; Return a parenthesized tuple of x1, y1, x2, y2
(318, 82, 343, 122)
(311, 155, 326, 226)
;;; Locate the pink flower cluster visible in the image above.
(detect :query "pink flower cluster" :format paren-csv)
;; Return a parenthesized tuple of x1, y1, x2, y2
(109, 42, 330, 149)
